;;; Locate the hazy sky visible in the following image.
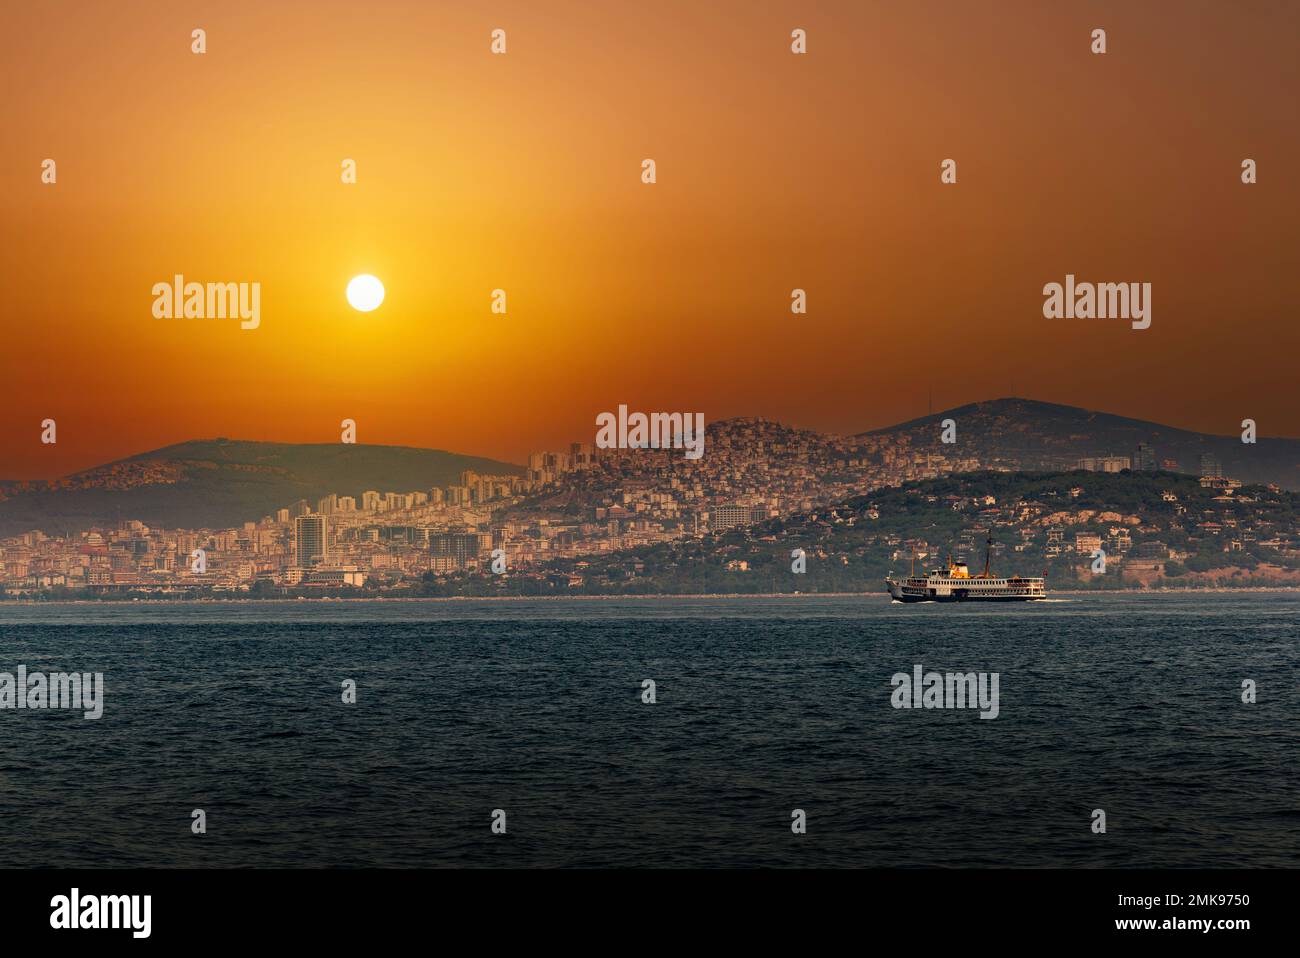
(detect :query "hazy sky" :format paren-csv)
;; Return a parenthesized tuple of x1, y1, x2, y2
(3, 0, 1298, 479)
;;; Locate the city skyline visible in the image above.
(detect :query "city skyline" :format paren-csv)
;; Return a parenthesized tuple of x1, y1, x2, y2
(4, 444, 1293, 597)
(5, 406, 1298, 597)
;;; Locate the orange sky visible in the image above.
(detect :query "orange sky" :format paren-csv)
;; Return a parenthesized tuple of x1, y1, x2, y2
(3, 0, 1298, 480)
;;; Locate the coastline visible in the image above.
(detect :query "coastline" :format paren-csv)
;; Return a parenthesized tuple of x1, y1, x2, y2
(5, 586, 1299, 605)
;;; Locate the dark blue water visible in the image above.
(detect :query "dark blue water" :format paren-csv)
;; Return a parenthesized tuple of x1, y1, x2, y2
(1, 594, 1296, 867)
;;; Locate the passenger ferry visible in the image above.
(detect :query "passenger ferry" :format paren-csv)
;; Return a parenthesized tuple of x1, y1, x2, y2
(885, 538, 1046, 603)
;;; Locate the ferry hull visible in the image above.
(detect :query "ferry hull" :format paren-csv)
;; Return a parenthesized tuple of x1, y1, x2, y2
(885, 577, 1047, 603)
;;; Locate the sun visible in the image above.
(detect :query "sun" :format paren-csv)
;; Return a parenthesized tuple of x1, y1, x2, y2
(346, 274, 385, 312)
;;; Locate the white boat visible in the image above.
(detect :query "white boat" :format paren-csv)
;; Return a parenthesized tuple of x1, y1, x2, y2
(885, 537, 1046, 603)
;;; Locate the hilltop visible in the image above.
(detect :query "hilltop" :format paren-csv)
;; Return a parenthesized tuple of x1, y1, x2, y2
(863, 398, 1300, 488)
(3, 397, 1300, 546)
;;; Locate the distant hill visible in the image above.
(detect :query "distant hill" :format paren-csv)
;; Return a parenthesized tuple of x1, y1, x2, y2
(0, 439, 521, 536)
(864, 398, 1300, 490)
(4, 398, 1299, 539)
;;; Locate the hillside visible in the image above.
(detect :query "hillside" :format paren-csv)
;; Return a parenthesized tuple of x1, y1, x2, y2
(513, 470, 1300, 596)
(4, 397, 1300, 543)
(0, 439, 521, 536)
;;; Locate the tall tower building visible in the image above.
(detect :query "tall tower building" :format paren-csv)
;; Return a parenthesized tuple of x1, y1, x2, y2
(295, 514, 328, 567)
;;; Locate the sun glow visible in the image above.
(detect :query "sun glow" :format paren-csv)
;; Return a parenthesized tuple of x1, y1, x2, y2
(346, 274, 385, 312)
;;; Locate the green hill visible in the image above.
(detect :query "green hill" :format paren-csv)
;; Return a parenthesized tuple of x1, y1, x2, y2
(0, 439, 522, 536)
(520, 470, 1300, 595)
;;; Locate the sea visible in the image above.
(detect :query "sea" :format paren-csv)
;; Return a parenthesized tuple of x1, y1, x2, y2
(1, 592, 1296, 868)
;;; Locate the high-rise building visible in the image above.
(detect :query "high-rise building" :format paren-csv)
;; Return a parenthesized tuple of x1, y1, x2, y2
(295, 514, 328, 567)
(1075, 456, 1131, 473)
(570, 442, 594, 468)
(428, 532, 480, 568)
(710, 504, 765, 531)
(1134, 443, 1157, 471)
(1200, 452, 1223, 477)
